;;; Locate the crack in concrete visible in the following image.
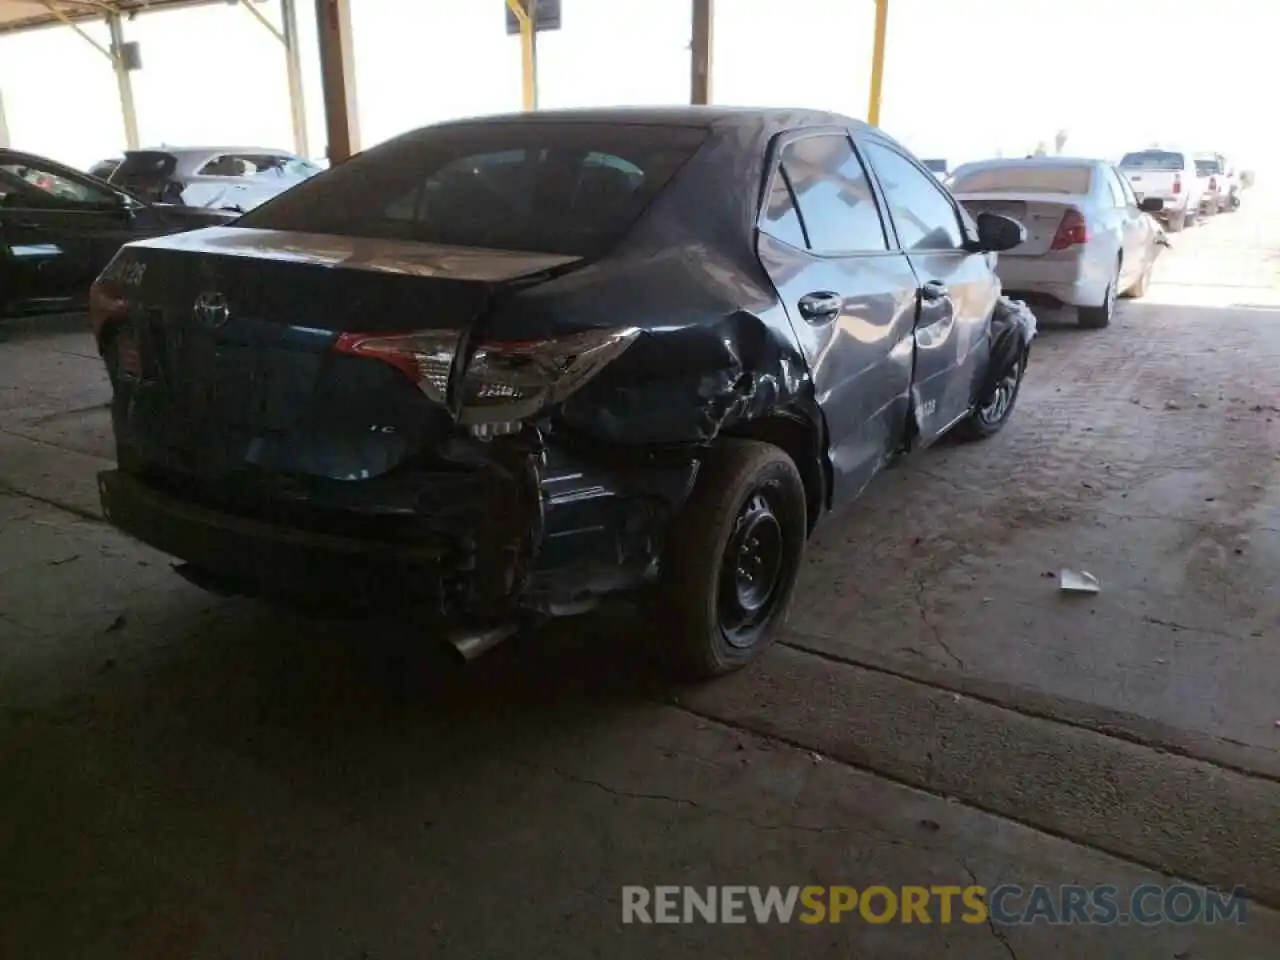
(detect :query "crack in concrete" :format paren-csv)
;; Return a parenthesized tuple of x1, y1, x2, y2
(1083, 505, 1280, 534)
(0, 478, 103, 524)
(912, 574, 964, 669)
(961, 860, 1019, 960)
(1142, 615, 1257, 643)
(547, 766, 854, 837)
(779, 635, 1280, 781)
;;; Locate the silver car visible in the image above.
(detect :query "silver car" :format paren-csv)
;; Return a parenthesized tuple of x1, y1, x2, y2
(108, 146, 323, 212)
(948, 157, 1168, 329)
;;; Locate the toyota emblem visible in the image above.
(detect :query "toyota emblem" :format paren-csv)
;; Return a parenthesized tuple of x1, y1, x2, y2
(193, 291, 230, 329)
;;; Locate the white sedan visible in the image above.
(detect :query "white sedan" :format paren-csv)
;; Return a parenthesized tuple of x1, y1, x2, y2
(948, 157, 1168, 328)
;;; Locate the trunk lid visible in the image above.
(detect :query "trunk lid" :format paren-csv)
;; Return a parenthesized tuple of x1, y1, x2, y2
(110, 227, 579, 481)
(1120, 169, 1181, 202)
(956, 192, 1085, 257)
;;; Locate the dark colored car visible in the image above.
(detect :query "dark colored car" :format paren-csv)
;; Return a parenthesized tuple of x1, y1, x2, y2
(90, 107, 1030, 678)
(1, 148, 237, 318)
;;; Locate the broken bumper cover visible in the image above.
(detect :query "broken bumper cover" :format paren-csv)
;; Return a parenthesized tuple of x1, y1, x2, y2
(98, 445, 699, 617)
(99, 469, 454, 605)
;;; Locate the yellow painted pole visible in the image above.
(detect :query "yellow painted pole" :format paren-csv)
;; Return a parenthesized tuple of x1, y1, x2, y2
(506, 0, 537, 110)
(867, 0, 888, 127)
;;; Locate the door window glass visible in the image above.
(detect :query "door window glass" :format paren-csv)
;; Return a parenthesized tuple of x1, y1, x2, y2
(777, 135, 888, 252)
(760, 167, 807, 249)
(862, 142, 966, 251)
(0, 161, 117, 207)
(1104, 168, 1126, 207)
(1114, 169, 1139, 207)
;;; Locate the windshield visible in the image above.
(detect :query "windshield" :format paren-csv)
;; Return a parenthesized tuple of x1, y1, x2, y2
(1119, 151, 1184, 171)
(950, 165, 1093, 195)
(239, 122, 708, 257)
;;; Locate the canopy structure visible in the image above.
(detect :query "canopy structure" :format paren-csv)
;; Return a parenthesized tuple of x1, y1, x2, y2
(0, 0, 890, 164)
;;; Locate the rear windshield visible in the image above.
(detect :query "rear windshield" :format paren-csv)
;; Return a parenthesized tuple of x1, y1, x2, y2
(111, 151, 178, 182)
(1119, 151, 1184, 170)
(950, 165, 1093, 195)
(921, 159, 948, 173)
(1194, 158, 1222, 176)
(238, 122, 708, 257)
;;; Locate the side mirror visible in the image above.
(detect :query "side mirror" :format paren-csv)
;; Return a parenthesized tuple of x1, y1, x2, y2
(973, 212, 1025, 252)
(1138, 197, 1164, 213)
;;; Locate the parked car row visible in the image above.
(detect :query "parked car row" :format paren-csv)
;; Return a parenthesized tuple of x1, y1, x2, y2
(946, 155, 1170, 328)
(1115, 148, 1243, 232)
(103, 146, 323, 211)
(86, 106, 1038, 677)
(1, 148, 238, 318)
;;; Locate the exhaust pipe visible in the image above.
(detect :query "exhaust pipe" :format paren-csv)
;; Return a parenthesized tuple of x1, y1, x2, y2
(448, 623, 518, 662)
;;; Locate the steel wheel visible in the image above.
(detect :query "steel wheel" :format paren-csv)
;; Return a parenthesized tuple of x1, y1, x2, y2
(717, 489, 786, 648)
(977, 358, 1021, 426)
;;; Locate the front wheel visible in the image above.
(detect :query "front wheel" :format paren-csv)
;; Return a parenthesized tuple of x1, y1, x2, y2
(658, 439, 807, 679)
(954, 352, 1027, 441)
(1122, 261, 1153, 299)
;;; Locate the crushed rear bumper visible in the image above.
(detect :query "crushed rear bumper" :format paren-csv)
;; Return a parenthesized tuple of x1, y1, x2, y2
(98, 440, 699, 618)
(99, 468, 454, 607)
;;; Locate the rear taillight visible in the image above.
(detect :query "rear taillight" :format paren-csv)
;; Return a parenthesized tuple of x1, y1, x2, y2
(1050, 209, 1089, 251)
(334, 327, 640, 437)
(1209, 176, 1218, 191)
(1172, 174, 1182, 195)
(89, 277, 130, 342)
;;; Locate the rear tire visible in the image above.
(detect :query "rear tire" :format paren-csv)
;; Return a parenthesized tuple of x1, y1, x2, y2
(1166, 210, 1186, 233)
(658, 439, 807, 680)
(1078, 270, 1117, 328)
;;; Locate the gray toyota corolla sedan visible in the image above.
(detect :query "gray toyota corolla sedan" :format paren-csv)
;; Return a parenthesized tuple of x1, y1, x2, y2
(90, 106, 1032, 678)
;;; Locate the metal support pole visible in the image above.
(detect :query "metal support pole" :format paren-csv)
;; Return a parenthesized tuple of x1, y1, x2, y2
(107, 13, 140, 149)
(867, 0, 889, 127)
(239, 0, 309, 157)
(505, 0, 538, 110)
(281, 0, 310, 157)
(314, 0, 359, 164)
(690, 0, 712, 105)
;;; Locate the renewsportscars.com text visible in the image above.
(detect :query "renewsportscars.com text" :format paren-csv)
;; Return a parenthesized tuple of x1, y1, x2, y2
(621, 884, 1248, 926)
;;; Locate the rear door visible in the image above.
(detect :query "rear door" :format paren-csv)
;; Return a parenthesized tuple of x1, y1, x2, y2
(1114, 169, 1160, 278)
(858, 136, 1000, 442)
(755, 129, 919, 506)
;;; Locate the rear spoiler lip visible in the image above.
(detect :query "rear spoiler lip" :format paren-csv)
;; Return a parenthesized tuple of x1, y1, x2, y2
(124, 225, 584, 285)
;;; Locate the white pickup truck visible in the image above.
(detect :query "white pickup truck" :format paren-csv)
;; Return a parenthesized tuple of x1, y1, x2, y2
(1195, 152, 1242, 212)
(1118, 149, 1203, 232)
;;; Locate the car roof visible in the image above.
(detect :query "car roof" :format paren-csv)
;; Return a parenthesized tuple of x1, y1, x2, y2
(130, 146, 293, 156)
(426, 104, 868, 133)
(956, 156, 1105, 169)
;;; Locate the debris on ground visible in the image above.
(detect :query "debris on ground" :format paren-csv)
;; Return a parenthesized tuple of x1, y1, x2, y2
(1164, 400, 1181, 410)
(105, 614, 127, 633)
(1059, 569, 1101, 594)
(47, 554, 80, 566)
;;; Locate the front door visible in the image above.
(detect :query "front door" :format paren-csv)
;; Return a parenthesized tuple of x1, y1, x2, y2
(0, 155, 134, 312)
(1113, 166, 1159, 284)
(858, 136, 1000, 442)
(755, 129, 920, 506)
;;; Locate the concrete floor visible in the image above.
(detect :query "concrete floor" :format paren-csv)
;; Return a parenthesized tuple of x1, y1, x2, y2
(2, 196, 1279, 958)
